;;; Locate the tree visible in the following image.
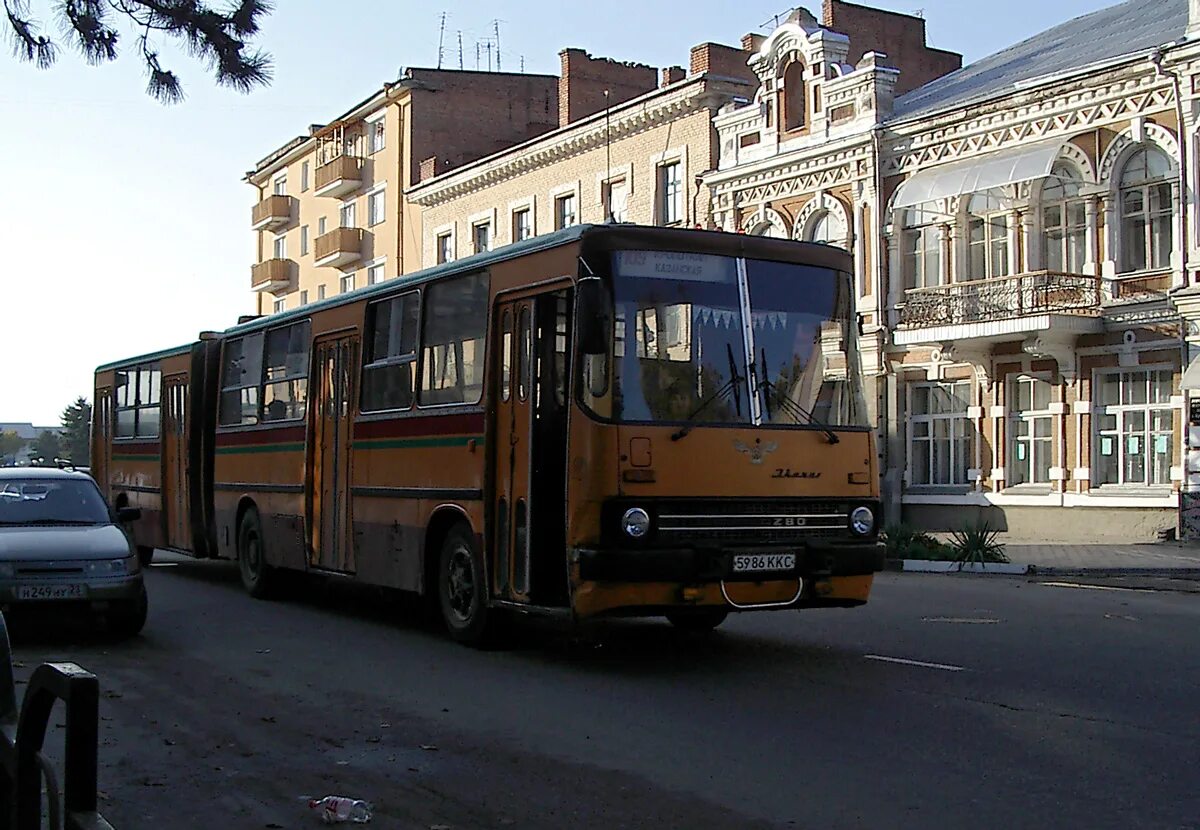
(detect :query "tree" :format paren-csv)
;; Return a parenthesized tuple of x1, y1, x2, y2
(0, 430, 25, 464)
(61, 397, 92, 466)
(4, 0, 273, 103)
(31, 430, 62, 463)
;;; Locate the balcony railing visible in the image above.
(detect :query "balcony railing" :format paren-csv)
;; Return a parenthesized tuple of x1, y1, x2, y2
(250, 258, 294, 294)
(314, 155, 362, 197)
(898, 271, 1101, 328)
(314, 227, 363, 268)
(250, 194, 294, 231)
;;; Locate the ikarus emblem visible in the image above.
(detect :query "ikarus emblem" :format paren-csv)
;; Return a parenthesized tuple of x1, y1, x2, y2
(732, 438, 778, 465)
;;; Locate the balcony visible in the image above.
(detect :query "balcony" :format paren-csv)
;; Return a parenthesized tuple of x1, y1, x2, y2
(314, 155, 362, 198)
(250, 258, 294, 294)
(250, 194, 295, 231)
(314, 227, 363, 268)
(895, 271, 1103, 346)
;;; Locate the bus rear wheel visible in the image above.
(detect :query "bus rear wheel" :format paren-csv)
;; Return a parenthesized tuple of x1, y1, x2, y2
(438, 523, 502, 647)
(666, 608, 729, 632)
(237, 508, 276, 599)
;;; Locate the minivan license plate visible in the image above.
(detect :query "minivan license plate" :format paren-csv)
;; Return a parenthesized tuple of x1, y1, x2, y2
(15, 584, 85, 601)
(732, 553, 796, 573)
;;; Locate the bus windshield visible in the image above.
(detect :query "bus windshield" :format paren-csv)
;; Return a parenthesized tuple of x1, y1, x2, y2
(590, 250, 867, 429)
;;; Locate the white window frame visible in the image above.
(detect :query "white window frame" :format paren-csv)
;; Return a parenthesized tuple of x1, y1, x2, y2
(367, 111, 386, 155)
(365, 258, 386, 286)
(1041, 163, 1087, 274)
(509, 196, 536, 242)
(317, 216, 327, 236)
(300, 225, 309, 256)
(367, 186, 386, 227)
(340, 273, 356, 294)
(317, 284, 326, 300)
(657, 161, 683, 226)
(648, 146, 688, 226)
(467, 208, 496, 255)
(1007, 374, 1055, 487)
(1117, 146, 1174, 275)
(300, 161, 310, 192)
(550, 182, 580, 230)
(272, 174, 287, 196)
(432, 223, 456, 264)
(340, 200, 356, 229)
(273, 298, 286, 313)
(901, 206, 943, 290)
(964, 192, 1011, 281)
(272, 234, 287, 260)
(907, 380, 975, 487)
(1092, 367, 1174, 488)
(299, 289, 309, 305)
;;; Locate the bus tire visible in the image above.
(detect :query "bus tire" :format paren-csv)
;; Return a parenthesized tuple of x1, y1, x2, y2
(666, 608, 729, 632)
(437, 522, 501, 647)
(137, 545, 155, 567)
(237, 508, 276, 599)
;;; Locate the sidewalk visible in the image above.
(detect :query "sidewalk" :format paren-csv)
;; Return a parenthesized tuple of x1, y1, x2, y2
(893, 539, 1200, 578)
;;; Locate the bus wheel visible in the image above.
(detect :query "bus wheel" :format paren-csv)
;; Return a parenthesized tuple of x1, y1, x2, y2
(237, 508, 275, 599)
(438, 523, 500, 647)
(666, 608, 729, 632)
(137, 545, 155, 567)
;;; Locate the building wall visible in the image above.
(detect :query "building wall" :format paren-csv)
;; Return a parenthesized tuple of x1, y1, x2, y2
(416, 106, 719, 265)
(821, 0, 961, 94)
(557, 49, 657, 126)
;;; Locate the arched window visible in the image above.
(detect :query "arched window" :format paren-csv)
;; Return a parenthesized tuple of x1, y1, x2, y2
(749, 217, 787, 239)
(1119, 145, 1173, 273)
(902, 206, 942, 290)
(965, 192, 1010, 280)
(782, 61, 806, 131)
(1042, 163, 1087, 274)
(806, 209, 846, 246)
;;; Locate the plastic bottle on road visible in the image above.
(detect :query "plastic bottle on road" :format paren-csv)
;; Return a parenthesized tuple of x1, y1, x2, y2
(308, 795, 373, 823)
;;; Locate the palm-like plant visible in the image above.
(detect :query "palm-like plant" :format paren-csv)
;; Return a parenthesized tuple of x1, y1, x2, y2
(949, 520, 1008, 569)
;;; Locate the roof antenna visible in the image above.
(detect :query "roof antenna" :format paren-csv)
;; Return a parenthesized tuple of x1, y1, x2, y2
(493, 19, 502, 71)
(436, 12, 446, 69)
(457, 31, 464, 70)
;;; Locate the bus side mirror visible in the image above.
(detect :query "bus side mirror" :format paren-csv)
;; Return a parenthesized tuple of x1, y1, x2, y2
(577, 279, 612, 356)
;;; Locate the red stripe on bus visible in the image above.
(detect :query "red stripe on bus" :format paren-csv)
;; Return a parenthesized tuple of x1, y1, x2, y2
(354, 412, 485, 440)
(215, 424, 307, 447)
(110, 441, 159, 455)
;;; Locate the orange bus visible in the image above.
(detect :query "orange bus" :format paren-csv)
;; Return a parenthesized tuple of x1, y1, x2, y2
(95, 225, 883, 643)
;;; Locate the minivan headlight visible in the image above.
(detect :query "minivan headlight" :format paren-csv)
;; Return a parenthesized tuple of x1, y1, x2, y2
(0, 563, 14, 579)
(850, 506, 875, 536)
(621, 507, 651, 538)
(86, 558, 137, 576)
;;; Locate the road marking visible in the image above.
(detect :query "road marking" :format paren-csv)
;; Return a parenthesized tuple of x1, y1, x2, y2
(922, 616, 1001, 624)
(1037, 581, 1154, 593)
(864, 654, 964, 672)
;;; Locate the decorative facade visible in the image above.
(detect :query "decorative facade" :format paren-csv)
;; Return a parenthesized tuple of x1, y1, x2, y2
(707, 0, 1200, 539)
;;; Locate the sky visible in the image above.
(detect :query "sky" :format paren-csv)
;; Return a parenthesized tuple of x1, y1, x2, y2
(0, 0, 1120, 425)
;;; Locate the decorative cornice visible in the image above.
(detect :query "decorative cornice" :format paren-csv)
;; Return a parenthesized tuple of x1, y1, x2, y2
(408, 78, 737, 206)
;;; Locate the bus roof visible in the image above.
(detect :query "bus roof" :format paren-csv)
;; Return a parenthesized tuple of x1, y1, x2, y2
(95, 342, 195, 374)
(97, 224, 854, 372)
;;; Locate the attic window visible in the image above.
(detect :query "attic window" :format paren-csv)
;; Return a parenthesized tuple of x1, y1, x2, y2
(783, 60, 806, 131)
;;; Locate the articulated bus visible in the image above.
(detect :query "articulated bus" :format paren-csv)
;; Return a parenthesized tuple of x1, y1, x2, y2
(94, 225, 884, 643)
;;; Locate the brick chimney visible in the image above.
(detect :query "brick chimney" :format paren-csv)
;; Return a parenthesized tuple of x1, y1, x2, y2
(741, 32, 766, 53)
(558, 48, 657, 127)
(689, 42, 756, 86)
(661, 66, 686, 87)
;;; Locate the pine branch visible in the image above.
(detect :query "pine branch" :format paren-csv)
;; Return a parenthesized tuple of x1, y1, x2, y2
(5, 0, 57, 67)
(59, 0, 118, 64)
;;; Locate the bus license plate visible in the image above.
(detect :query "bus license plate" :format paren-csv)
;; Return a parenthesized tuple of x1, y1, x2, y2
(15, 584, 85, 601)
(731, 553, 796, 574)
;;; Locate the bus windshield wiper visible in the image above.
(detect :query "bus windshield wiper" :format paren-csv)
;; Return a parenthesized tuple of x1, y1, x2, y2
(670, 344, 745, 442)
(757, 347, 839, 445)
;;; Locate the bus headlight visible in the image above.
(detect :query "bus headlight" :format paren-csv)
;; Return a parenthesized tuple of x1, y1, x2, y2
(850, 506, 875, 536)
(621, 507, 651, 539)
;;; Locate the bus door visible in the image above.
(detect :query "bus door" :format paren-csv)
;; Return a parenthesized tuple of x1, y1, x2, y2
(309, 333, 358, 573)
(493, 288, 571, 606)
(93, 387, 112, 499)
(161, 375, 191, 550)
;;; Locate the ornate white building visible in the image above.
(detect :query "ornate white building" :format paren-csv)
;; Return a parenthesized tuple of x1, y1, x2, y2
(706, 0, 1200, 539)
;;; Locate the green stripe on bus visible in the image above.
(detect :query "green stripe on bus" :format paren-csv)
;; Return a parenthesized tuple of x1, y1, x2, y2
(214, 442, 306, 455)
(112, 454, 160, 462)
(353, 435, 485, 450)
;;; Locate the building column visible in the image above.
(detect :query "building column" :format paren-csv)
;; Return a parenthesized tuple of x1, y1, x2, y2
(1010, 209, 1024, 274)
(853, 200, 867, 299)
(886, 232, 902, 327)
(940, 222, 953, 284)
(1084, 196, 1100, 276)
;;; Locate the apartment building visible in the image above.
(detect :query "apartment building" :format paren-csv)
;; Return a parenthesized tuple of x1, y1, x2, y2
(708, 0, 1200, 538)
(407, 45, 759, 258)
(246, 70, 559, 314)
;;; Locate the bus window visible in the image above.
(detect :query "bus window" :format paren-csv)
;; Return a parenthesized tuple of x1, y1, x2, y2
(362, 291, 419, 412)
(500, 309, 513, 402)
(114, 364, 161, 438)
(419, 272, 489, 406)
(219, 333, 264, 426)
(262, 321, 311, 422)
(517, 306, 530, 402)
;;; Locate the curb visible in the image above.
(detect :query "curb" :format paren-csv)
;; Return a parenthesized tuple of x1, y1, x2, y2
(885, 560, 1200, 579)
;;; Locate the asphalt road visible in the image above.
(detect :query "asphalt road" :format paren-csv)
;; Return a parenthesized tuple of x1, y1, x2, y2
(8, 555, 1199, 829)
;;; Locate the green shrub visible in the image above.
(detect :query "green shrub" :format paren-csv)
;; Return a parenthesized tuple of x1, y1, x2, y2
(883, 523, 953, 560)
(949, 520, 1009, 567)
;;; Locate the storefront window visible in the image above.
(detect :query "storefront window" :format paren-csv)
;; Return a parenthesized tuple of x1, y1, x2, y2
(1094, 369, 1173, 486)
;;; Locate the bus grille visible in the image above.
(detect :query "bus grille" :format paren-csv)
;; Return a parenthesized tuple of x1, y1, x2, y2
(655, 500, 848, 544)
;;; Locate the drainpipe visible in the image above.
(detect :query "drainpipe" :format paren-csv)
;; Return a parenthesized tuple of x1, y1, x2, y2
(1149, 46, 1189, 288)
